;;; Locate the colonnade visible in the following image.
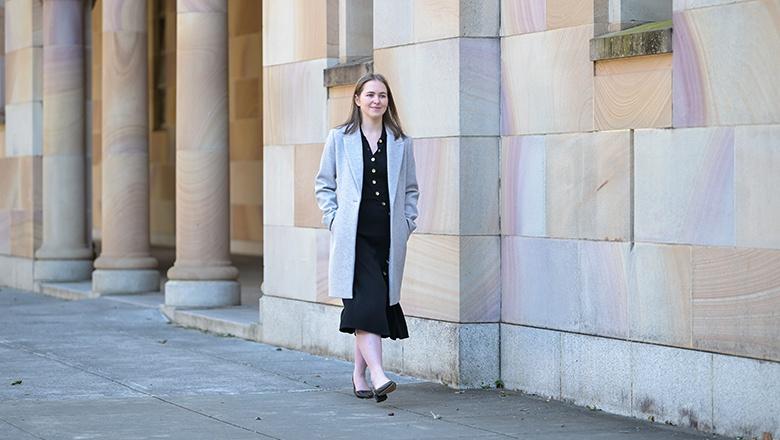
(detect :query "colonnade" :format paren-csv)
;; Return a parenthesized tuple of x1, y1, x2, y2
(25, 0, 238, 307)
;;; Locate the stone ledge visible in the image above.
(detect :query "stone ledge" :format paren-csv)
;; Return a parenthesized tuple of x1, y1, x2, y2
(160, 304, 262, 341)
(39, 281, 98, 301)
(590, 20, 672, 61)
(323, 57, 373, 88)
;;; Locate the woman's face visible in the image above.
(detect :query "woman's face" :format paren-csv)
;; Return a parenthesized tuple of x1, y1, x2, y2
(355, 80, 388, 121)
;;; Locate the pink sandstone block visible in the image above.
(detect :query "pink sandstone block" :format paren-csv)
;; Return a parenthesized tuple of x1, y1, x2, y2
(501, 236, 581, 331)
(628, 243, 693, 347)
(580, 241, 630, 338)
(735, 124, 780, 250)
(693, 246, 780, 361)
(459, 236, 501, 322)
(501, 24, 594, 135)
(500, 135, 546, 237)
(413, 137, 460, 235)
(501, 0, 546, 36)
(634, 127, 735, 246)
(673, 3, 780, 127)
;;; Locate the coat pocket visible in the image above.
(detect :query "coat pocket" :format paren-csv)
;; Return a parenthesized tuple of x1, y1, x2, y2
(404, 218, 414, 240)
(405, 218, 417, 234)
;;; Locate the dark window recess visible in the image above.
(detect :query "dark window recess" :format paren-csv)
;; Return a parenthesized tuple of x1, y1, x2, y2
(152, 1, 167, 130)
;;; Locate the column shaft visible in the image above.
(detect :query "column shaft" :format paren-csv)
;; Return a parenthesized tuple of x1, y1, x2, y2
(165, 0, 238, 307)
(92, 0, 158, 294)
(35, 0, 93, 282)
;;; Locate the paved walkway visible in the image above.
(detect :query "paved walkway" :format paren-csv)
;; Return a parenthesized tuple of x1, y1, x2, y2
(0, 287, 724, 440)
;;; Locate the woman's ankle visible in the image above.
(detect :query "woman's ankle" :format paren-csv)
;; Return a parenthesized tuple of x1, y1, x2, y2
(369, 371, 390, 387)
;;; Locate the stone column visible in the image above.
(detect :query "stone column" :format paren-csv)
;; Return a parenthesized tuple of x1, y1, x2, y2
(165, 0, 239, 307)
(92, 0, 158, 294)
(35, 0, 93, 283)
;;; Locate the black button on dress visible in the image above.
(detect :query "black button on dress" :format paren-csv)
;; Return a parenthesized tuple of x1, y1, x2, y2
(339, 126, 409, 340)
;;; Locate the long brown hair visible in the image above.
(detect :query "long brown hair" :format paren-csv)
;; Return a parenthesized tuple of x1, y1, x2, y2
(339, 73, 406, 140)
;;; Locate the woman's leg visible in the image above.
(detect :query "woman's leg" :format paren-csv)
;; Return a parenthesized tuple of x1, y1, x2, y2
(355, 330, 391, 388)
(353, 337, 371, 390)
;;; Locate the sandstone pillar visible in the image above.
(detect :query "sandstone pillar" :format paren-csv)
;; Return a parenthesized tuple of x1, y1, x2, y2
(35, 0, 93, 283)
(92, 0, 158, 294)
(165, 0, 239, 307)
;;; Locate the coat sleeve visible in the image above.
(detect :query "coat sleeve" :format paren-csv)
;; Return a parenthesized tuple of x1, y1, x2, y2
(404, 137, 419, 233)
(315, 129, 338, 230)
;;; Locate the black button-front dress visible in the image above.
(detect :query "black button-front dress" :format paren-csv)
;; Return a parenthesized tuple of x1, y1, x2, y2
(339, 126, 409, 340)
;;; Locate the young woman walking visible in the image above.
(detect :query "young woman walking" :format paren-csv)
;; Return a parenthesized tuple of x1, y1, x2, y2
(315, 73, 419, 403)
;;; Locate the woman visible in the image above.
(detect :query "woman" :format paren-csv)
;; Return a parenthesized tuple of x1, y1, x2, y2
(315, 73, 418, 403)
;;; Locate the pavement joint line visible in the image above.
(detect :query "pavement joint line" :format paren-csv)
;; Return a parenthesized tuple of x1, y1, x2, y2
(375, 402, 520, 439)
(3, 335, 514, 438)
(172, 344, 435, 398)
(2, 335, 507, 439)
(6, 310, 349, 396)
(5, 293, 409, 397)
(10, 297, 329, 394)
(92, 325, 342, 394)
(0, 340, 280, 439)
(1, 290, 722, 439)
(6, 319, 516, 437)
(170, 345, 327, 390)
(76, 299, 339, 392)
(0, 416, 48, 440)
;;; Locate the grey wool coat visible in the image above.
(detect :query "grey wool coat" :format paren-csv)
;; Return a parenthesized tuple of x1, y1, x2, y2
(314, 126, 419, 306)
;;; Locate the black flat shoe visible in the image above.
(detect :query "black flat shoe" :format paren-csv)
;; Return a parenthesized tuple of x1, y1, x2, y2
(352, 378, 374, 399)
(373, 380, 396, 402)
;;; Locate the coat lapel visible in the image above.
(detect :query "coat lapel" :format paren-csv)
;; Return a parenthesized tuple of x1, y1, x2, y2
(344, 130, 363, 188)
(387, 130, 404, 202)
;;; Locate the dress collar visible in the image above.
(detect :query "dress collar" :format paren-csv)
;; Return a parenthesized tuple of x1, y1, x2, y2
(359, 124, 387, 152)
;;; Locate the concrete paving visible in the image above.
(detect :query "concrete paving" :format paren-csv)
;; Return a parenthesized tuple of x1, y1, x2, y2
(0, 287, 726, 440)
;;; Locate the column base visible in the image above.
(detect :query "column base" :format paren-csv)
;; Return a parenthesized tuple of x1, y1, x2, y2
(34, 259, 93, 283)
(164, 280, 240, 308)
(92, 269, 160, 295)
